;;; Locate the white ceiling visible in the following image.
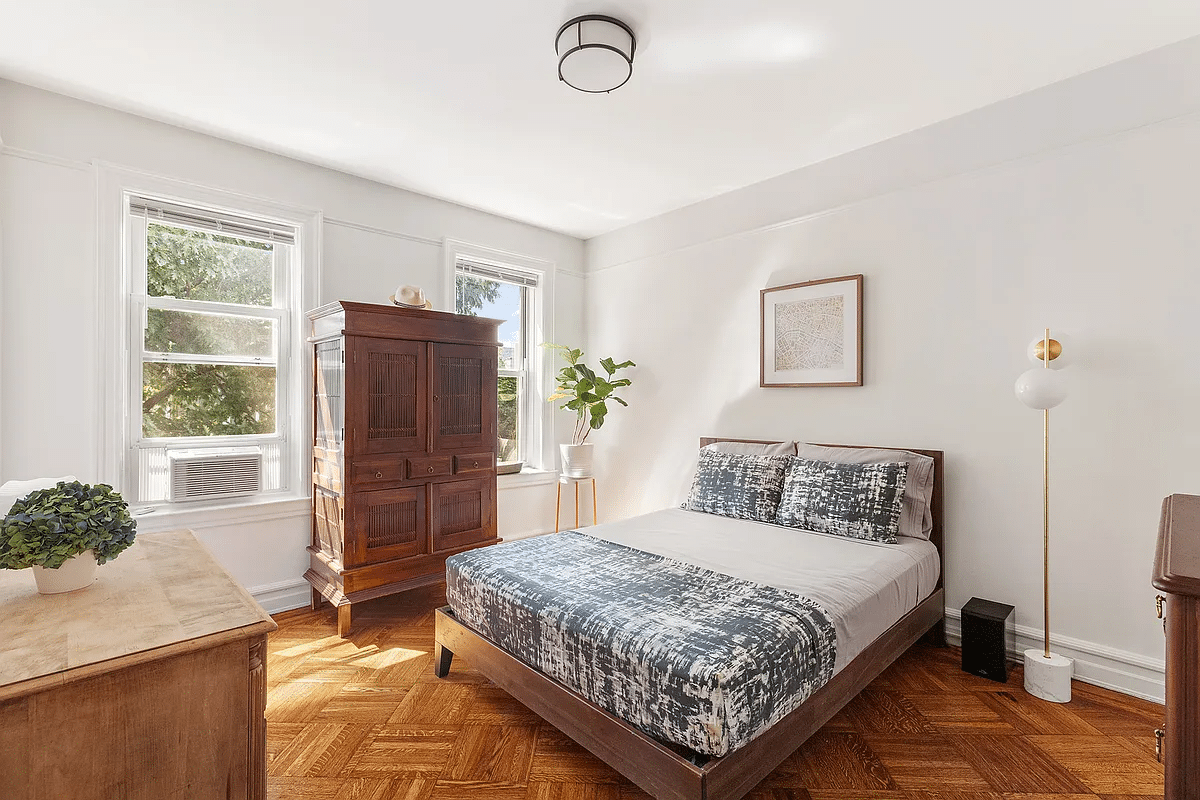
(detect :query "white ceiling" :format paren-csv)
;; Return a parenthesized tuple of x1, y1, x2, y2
(3, 2, 1200, 238)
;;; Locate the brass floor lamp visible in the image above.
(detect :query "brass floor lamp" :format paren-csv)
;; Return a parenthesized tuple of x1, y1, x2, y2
(1014, 328, 1073, 702)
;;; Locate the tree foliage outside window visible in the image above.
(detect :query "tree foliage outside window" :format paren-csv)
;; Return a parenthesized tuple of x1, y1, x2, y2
(455, 275, 500, 316)
(142, 224, 279, 438)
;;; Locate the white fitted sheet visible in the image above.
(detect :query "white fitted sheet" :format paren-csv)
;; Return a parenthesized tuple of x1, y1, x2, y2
(583, 508, 940, 672)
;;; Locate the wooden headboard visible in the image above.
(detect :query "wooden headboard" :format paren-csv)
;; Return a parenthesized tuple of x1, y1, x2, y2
(699, 437, 945, 591)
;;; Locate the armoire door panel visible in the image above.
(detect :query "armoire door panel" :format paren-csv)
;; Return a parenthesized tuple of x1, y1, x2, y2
(432, 477, 496, 553)
(346, 486, 427, 566)
(431, 343, 497, 453)
(351, 338, 427, 456)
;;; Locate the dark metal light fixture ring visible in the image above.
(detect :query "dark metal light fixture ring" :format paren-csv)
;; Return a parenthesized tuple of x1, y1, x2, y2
(555, 14, 637, 94)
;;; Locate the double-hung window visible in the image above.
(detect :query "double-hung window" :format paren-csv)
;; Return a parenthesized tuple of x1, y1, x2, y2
(127, 197, 296, 503)
(454, 258, 542, 469)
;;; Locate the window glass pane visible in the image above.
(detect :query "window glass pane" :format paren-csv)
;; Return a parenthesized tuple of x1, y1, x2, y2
(145, 309, 275, 359)
(147, 223, 274, 306)
(142, 363, 276, 437)
(457, 270, 529, 465)
(456, 273, 522, 369)
(498, 375, 520, 463)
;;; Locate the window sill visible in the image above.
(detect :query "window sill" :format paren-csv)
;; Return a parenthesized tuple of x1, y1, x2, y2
(132, 494, 311, 533)
(498, 468, 559, 490)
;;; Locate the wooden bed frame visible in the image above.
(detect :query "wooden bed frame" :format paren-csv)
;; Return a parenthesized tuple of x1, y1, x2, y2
(434, 439, 945, 800)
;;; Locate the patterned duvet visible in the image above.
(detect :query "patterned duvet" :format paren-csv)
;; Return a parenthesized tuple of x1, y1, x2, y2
(445, 531, 837, 757)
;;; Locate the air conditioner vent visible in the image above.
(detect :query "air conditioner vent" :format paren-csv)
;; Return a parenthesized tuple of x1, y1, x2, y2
(168, 447, 263, 502)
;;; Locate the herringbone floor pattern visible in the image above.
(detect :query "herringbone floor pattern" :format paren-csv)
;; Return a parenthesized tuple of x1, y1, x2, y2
(266, 584, 1166, 800)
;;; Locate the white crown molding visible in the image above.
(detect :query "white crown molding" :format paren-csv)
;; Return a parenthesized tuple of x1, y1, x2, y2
(324, 216, 441, 247)
(1, 144, 90, 171)
(944, 607, 1165, 704)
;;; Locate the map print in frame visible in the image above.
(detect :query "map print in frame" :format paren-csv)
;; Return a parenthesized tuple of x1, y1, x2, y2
(761, 274, 863, 387)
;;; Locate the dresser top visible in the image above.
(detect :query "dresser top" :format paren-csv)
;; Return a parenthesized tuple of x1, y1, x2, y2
(1153, 494, 1200, 598)
(0, 530, 276, 700)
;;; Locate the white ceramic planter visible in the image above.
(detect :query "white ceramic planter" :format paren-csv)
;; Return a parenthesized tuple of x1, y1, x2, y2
(31, 549, 97, 594)
(560, 443, 595, 478)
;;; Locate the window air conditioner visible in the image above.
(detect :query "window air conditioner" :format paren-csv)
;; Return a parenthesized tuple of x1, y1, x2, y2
(167, 447, 263, 502)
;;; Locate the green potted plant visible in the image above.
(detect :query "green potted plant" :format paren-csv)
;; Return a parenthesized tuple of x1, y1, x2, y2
(545, 344, 635, 478)
(0, 481, 137, 594)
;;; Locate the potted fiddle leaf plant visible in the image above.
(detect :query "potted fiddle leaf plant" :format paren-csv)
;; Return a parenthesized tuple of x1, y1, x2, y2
(0, 481, 137, 594)
(545, 344, 635, 478)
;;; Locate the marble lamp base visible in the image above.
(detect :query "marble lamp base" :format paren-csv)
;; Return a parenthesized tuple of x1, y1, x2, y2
(1023, 649, 1073, 702)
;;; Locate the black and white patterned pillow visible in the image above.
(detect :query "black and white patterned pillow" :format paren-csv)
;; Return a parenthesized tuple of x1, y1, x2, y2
(776, 458, 909, 543)
(683, 450, 792, 523)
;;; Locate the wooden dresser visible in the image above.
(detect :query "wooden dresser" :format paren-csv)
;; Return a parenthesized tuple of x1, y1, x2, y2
(0, 530, 276, 800)
(1153, 493, 1200, 798)
(305, 301, 501, 637)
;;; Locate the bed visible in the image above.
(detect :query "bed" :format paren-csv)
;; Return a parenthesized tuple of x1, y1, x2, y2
(433, 439, 945, 800)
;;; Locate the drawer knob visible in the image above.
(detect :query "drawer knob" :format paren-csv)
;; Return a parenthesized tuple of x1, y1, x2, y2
(429, 465, 435, 474)
(1156, 594, 1166, 619)
(473, 461, 479, 468)
(375, 471, 383, 479)
(1156, 727, 1165, 762)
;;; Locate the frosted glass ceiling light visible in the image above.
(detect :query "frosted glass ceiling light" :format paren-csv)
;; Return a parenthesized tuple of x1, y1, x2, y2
(556, 15, 636, 94)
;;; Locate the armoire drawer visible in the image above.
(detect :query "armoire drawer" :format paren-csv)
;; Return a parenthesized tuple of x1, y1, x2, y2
(454, 452, 494, 474)
(407, 455, 453, 479)
(351, 459, 406, 485)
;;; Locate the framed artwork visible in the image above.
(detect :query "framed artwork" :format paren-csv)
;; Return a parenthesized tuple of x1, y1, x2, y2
(760, 274, 863, 387)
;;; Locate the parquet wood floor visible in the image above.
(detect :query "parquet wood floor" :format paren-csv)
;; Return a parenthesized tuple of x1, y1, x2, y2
(266, 584, 1166, 800)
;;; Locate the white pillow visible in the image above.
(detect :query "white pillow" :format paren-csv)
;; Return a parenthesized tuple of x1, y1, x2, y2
(704, 440, 796, 457)
(796, 445, 934, 540)
(0, 476, 77, 518)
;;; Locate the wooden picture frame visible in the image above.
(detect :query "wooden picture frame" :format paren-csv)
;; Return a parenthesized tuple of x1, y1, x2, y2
(760, 274, 863, 387)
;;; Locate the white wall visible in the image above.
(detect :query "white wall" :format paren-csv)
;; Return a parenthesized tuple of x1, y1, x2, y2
(0, 80, 584, 608)
(584, 40, 1200, 702)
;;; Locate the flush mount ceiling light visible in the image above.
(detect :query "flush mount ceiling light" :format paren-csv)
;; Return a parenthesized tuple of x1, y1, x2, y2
(555, 14, 637, 94)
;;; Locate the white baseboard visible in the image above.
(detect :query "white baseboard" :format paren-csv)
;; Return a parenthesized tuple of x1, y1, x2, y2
(945, 608, 1165, 704)
(249, 577, 312, 615)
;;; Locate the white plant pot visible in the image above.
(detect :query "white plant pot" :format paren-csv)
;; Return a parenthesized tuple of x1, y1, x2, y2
(560, 443, 595, 478)
(31, 549, 97, 595)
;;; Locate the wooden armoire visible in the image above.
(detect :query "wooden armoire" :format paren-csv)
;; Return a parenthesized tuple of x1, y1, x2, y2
(1153, 493, 1200, 798)
(305, 301, 501, 637)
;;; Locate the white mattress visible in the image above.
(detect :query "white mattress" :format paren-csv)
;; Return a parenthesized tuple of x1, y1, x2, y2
(583, 508, 941, 672)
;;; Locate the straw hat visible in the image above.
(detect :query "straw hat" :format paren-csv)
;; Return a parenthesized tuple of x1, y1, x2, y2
(390, 285, 432, 309)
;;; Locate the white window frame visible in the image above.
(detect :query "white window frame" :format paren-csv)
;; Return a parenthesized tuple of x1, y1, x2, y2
(97, 163, 321, 510)
(442, 239, 555, 475)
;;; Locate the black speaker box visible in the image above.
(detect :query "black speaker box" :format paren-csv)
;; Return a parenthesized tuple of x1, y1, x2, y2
(960, 597, 1015, 683)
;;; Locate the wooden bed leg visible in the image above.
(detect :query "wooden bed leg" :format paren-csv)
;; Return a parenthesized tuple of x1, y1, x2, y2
(434, 641, 454, 677)
(310, 586, 324, 611)
(337, 603, 352, 638)
(923, 617, 947, 647)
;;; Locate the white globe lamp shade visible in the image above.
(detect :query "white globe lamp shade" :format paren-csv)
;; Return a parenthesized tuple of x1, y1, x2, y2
(556, 15, 636, 93)
(1015, 367, 1068, 410)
